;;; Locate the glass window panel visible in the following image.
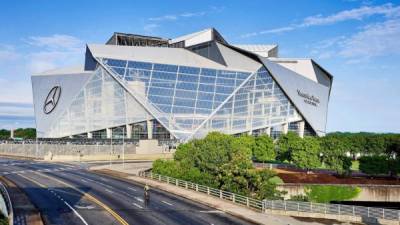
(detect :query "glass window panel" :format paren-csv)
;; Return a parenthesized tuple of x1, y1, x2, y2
(128, 61, 152, 70)
(218, 70, 236, 79)
(179, 66, 200, 74)
(152, 71, 177, 81)
(216, 77, 235, 86)
(199, 76, 215, 84)
(178, 74, 199, 83)
(148, 87, 174, 96)
(201, 68, 216, 76)
(153, 63, 178, 73)
(196, 100, 213, 109)
(175, 90, 197, 99)
(197, 92, 214, 101)
(104, 58, 127, 67)
(198, 84, 215, 93)
(173, 98, 195, 108)
(176, 82, 197, 90)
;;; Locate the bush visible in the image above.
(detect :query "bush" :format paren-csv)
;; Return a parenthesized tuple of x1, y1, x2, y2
(359, 156, 389, 176)
(305, 185, 361, 203)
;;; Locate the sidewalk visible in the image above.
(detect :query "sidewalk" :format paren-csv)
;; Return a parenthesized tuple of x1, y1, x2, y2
(91, 164, 355, 225)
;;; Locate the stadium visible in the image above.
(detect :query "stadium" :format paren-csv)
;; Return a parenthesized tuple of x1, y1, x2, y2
(31, 28, 332, 143)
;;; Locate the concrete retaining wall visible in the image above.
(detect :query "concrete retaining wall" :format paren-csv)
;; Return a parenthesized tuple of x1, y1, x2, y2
(277, 184, 400, 202)
(0, 143, 174, 161)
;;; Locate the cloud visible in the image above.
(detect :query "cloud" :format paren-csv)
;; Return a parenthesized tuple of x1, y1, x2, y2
(241, 3, 400, 38)
(26, 34, 83, 51)
(149, 11, 207, 22)
(310, 19, 400, 62)
(143, 23, 159, 33)
(24, 34, 84, 73)
(0, 45, 20, 61)
(339, 19, 400, 59)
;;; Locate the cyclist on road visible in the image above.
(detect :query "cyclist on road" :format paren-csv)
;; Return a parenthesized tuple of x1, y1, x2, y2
(144, 184, 150, 206)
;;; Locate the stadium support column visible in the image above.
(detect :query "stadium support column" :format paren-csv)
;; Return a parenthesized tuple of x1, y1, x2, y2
(265, 127, 271, 136)
(282, 123, 288, 135)
(126, 124, 132, 139)
(298, 121, 305, 138)
(147, 120, 153, 139)
(106, 128, 112, 139)
(87, 132, 93, 139)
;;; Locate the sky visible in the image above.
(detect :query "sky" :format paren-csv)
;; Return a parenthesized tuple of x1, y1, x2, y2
(0, 0, 399, 133)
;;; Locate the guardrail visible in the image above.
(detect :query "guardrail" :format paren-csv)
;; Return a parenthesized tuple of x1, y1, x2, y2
(139, 172, 400, 222)
(0, 182, 13, 225)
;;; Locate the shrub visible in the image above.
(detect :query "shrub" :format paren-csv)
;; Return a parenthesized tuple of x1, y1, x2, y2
(359, 156, 389, 176)
(305, 185, 361, 203)
(252, 135, 275, 162)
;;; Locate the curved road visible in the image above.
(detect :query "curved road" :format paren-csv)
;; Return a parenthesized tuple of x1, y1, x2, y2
(0, 158, 255, 225)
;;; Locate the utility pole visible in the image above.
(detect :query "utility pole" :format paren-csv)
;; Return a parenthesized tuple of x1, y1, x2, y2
(123, 127, 125, 168)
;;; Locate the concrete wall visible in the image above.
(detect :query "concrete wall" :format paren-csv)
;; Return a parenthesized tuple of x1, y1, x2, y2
(0, 142, 174, 161)
(277, 184, 400, 202)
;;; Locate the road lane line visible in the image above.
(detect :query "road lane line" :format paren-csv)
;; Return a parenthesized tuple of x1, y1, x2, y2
(161, 200, 173, 206)
(105, 189, 114, 194)
(128, 187, 136, 192)
(64, 201, 89, 225)
(132, 202, 143, 209)
(36, 172, 130, 225)
(134, 197, 144, 203)
(18, 174, 89, 225)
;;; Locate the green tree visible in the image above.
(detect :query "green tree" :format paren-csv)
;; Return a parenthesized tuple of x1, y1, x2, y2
(320, 135, 352, 175)
(365, 135, 386, 154)
(276, 131, 302, 162)
(291, 137, 321, 171)
(252, 135, 275, 162)
(359, 156, 389, 176)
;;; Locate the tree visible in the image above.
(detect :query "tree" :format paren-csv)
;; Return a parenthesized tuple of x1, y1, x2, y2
(276, 132, 302, 162)
(153, 132, 284, 199)
(365, 135, 386, 155)
(252, 135, 275, 162)
(359, 156, 389, 176)
(291, 137, 321, 171)
(320, 135, 352, 175)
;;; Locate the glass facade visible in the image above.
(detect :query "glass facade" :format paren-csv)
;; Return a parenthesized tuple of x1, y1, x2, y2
(46, 57, 304, 141)
(47, 67, 152, 138)
(101, 58, 252, 141)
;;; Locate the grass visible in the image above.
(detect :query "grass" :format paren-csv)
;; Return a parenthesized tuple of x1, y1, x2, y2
(351, 160, 360, 171)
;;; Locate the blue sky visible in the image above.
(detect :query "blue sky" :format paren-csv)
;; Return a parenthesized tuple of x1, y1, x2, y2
(0, 0, 399, 133)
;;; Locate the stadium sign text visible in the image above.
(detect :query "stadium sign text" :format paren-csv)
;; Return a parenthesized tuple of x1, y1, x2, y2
(297, 89, 319, 107)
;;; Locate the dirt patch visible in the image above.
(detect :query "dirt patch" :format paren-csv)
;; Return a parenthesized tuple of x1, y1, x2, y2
(0, 176, 44, 225)
(275, 168, 400, 185)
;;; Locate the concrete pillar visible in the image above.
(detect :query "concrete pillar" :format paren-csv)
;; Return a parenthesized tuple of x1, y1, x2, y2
(147, 120, 153, 139)
(298, 121, 305, 138)
(10, 129, 14, 139)
(265, 127, 271, 137)
(126, 124, 132, 139)
(106, 128, 112, 139)
(69, 135, 73, 139)
(282, 123, 288, 135)
(87, 132, 93, 139)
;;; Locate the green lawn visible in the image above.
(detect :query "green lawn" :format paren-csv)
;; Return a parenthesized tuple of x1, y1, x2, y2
(351, 160, 360, 171)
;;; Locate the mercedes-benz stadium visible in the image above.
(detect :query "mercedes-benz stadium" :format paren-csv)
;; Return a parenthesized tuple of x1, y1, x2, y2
(31, 28, 332, 142)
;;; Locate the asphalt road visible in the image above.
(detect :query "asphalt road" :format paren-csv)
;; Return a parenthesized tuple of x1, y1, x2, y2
(0, 158, 255, 225)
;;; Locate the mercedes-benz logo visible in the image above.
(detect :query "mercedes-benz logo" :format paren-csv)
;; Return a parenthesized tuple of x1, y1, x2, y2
(43, 86, 61, 114)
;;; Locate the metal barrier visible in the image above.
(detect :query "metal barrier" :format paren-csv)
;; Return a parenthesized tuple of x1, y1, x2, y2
(0, 182, 13, 225)
(140, 172, 400, 222)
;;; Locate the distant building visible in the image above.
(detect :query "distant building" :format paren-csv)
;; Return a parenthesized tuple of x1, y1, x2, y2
(31, 28, 332, 142)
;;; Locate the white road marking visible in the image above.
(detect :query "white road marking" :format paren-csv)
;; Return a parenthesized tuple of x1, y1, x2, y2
(132, 202, 143, 209)
(134, 197, 144, 203)
(2, 172, 9, 175)
(161, 200, 173, 206)
(81, 179, 88, 183)
(128, 187, 136, 192)
(100, 177, 108, 182)
(64, 201, 89, 225)
(105, 189, 114, 194)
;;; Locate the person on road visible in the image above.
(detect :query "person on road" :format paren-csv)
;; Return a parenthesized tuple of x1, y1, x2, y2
(144, 184, 150, 206)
